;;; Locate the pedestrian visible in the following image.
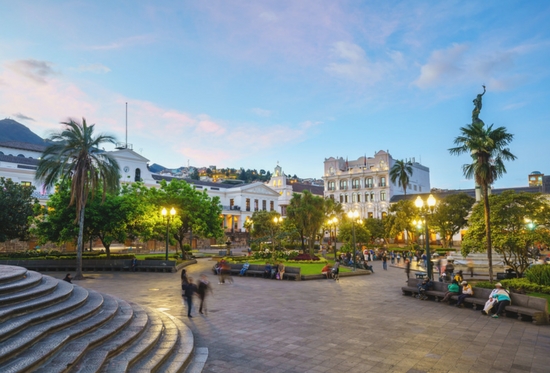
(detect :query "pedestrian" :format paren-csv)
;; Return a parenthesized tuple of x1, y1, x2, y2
(62, 273, 72, 283)
(197, 274, 212, 315)
(182, 276, 198, 318)
(277, 262, 285, 280)
(397, 253, 401, 264)
(382, 253, 388, 270)
(467, 259, 474, 278)
(405, 259, 411, 281)
(181, 268, 189, 286)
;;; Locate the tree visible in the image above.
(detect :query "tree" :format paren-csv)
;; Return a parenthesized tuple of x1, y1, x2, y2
(364, 218, 386, 245)
(0, 177, 38, 242)
(154, 179, 223, 258)
(390, 160, 413, 195)
(388, 200, 418, 244)
(449, 92, 516, 282)
(337, 220, 370, 251)
(462, 191, 550, 277)
(430, 193, 475, 248)
(286, 190, 325, 255)
(249, 210, 282, 250)
(189, 168, 200, 180)
(35, 118, 119, 280)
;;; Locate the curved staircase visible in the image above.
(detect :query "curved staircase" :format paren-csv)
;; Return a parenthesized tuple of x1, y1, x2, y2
(0, 265, 195, 373)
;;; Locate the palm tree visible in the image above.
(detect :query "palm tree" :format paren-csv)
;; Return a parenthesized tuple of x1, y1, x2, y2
(390, 159, 413, 195)
(449, 120, 516, 282)
(36, 118, 120, 280)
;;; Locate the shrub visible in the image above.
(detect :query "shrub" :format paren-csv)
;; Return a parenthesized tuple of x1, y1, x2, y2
(292, 253, 320, 261)
(474, 278, 550, 295)
(524, 265, 550, 286)
(182, 244, 192, 252)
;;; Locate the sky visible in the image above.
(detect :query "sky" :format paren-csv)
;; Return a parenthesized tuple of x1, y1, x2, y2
(0, 1, 549, 190)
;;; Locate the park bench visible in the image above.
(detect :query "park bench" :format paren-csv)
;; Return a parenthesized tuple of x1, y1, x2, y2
(212, 263, 301, 280)
(402, 278, 549, 324)
(136, 260, 176, 273)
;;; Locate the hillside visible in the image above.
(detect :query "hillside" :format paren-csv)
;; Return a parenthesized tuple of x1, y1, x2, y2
(0, 119, 45, 145)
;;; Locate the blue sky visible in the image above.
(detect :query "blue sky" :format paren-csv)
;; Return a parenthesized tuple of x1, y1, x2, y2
(1, 1, 549, 190)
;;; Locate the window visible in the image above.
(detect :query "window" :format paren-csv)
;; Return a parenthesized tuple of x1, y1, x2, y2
(246, 198, 251, 211)
(368, 212, 373, 218)
(380, 191, 386, 201)
(21, 181, 32, 187)
(419, 186, 422, 192)
(329, 166, 335, 175)
(230, 199, 234, 208)
(380, 177, 386, 187)
(330, 194, 334, 200)
(344, 194, 348, 203)
(254, 199, 259, 211)
(365, 177, 373, 188)
(370, 192, 375, 202)
(262, 200, 267, 211)
(340, 195, 344, 203)
(340, 180, 347, 190)
(414, 185, 417, 191)
(352, 179, 360, 189)
(270, 201, 274, 211)
(357, 194, 361, 203)
(135, 168, 141, 182)
(352, 193, 357, 203)
(365, 192, 369, 202)
(328, 181, 335, 191)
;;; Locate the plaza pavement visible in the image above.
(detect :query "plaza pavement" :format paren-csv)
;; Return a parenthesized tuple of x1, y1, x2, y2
(74, 258, 550, 373)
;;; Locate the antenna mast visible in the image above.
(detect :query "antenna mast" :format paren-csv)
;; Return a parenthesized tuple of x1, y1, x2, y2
(125, 102, 128, 148)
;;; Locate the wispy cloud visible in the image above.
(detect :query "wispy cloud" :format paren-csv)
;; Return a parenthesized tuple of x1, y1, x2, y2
(5, 59, 56, 85)
(251, 108, 272, 117)
(83, 34, 155, 51)
(75, 63, 111, 74)
(325, 41, 385, 84)
(13, 113, 35, 121)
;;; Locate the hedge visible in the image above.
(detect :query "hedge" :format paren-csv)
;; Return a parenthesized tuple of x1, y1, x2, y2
(475, 278, 550, 295)
(524, 265, 550, 286)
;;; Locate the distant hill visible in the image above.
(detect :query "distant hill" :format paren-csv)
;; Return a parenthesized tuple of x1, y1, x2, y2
(0, 119, 45, 145)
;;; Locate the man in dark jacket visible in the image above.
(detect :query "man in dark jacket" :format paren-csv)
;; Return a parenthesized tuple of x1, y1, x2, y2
(182, 277, 198, 318)
(197, 274, 212, 315)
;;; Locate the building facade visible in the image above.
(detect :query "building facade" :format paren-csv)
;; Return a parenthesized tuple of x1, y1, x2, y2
(323, 150, 430, 219)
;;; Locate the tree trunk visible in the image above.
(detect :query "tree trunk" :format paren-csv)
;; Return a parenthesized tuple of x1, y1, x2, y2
(75, 206, 85, 280)
(300, 231, 306, 253)
(482, 184, 493, 283)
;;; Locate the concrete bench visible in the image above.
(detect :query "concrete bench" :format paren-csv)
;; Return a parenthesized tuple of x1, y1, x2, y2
(213, 263, 301, 280)
(402, 278, 549, 324)
(136, 260, 176, 273)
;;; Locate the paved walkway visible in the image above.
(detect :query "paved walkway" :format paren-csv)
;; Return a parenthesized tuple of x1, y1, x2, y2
(75, 259, 550, 373)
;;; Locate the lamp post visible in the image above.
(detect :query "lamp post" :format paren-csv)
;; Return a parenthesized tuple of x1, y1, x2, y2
(412, 219, 424, 246)
(347, 210, 360, 271)
(272, 216, 283, 252)
(327, 217, 338, 261)
(414, 194, 437, 279)
(161, 207, 176, 261)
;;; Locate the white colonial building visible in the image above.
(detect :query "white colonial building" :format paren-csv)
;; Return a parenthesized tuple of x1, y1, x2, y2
(323, 150, 431, 219)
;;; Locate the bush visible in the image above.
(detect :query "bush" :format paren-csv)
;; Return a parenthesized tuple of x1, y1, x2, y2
(182, 244, 192, 252)
(142, 255, 176, 260)
(292, 253, 320, 261)
(525, 265, 550, 286)
(474, 278, 550, 295)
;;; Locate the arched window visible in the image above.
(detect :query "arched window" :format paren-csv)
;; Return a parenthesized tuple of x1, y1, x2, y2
(328, 181, 335, 191)
(352, 193, 357, 203)
(357, 194, 361, 203)
(344, 194, 349, 203)
(380, 191, 386, 201)
(135, 168, 141, 182)
(352, 179, 360, 189)
(370, 192, 375, 202)
(380, 177, 386, 187)
(365, 177, 373, 188)
(17, 154, 25, 157)
(340, 195, 344, 203)
(340, 180, 347, 190)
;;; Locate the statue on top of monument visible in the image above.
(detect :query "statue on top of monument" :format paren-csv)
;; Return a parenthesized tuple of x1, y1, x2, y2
(472, 85, 486, 125)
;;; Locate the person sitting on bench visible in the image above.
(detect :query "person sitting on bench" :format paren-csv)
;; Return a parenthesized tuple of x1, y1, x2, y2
(417, 278, 433, 300)
(441, 280, 460, 303)
(490, 283, 511, 318)
(263, 262, 272, 278)
(239, 261, 250, 276)
(455, 281, 473, 307)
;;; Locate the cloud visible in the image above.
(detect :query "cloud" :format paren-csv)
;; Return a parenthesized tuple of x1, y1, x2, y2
(5, 59, 56, 85)
(325, 41, 385, 83)
(75, 63, 111, 74)
(251, 108, 272, 117)
(13, 113, 35, 121)
(413, 43, 469, 89)
(502, 102, 526, 111)
(84, 34, 155, 51)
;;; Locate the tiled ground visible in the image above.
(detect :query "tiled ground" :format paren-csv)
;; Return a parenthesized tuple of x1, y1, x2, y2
(76, 259, 550, 373)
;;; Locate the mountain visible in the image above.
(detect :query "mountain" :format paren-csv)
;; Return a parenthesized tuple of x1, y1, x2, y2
(0, 119, 46, 145)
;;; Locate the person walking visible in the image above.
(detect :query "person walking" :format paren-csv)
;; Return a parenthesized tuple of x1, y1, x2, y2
(405, 259, 411, 281)
(182, 277, 198, 318)
(382, 253, 388, 270)
(197, 274, 212, 315)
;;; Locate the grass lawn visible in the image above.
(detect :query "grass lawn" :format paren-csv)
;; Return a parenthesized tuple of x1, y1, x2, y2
(234, 259, 350, 275)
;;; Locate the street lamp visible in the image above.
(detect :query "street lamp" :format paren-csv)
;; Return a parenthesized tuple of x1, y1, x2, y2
(412, 219, 424, 246)
(161, 207, 176, 260)
(415, 194, 437, 279)
(347, 210, 360, 271)
(327, 217, 338, 261)
(272, 216, 283, 251)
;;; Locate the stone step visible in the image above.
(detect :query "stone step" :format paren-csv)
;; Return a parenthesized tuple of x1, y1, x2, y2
(183, 347, 208, 373)
(0, 266, 27, 284)
(0, 289, 103, 371)
(0, 282, 87, 343)
(0, 278, 72, 325)
(33, 294, 125, 373)
(71, 302, 149, 373)
(99, 305, 165, 372)
(0, 275, 58, 307)
(131, 309, 181, 372)
(0, 270, 42, 295)
(158, 313, 196, 373)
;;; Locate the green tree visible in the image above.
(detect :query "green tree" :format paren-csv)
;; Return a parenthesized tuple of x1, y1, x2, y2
(388, 200, 418, 244)
(35, 119, 119, 280)
(0, 177, 38, 242)
(462, 191, 550, 277)
(364, 217, 385, 245)
(249, 210, 282, 250)
(189, 168, 200, 180)
(154, 179, 223, 258)
(337, 219, 370, 250)
(430, 193, 475, 248)
(286, 190, 325, 255)
(449, 118, 516, 282)
(390, 159, 413, 195)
